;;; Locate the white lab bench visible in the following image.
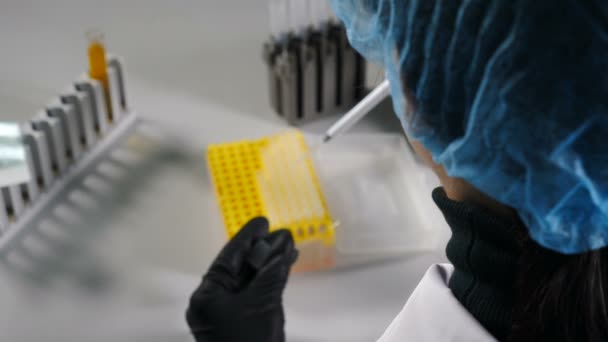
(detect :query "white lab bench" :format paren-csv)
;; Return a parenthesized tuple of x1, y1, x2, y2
(0, 1, 447, 341)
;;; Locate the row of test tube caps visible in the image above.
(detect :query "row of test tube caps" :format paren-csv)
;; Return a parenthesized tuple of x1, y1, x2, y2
(269, 0, 337, 40)
(0, 56, 129, 233)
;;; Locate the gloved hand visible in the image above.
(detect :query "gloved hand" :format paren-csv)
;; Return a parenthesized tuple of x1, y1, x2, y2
(186, 217, 298, 342)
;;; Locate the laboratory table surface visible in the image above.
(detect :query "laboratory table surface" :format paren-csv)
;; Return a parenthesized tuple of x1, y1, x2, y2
(0, 1, 447, 341)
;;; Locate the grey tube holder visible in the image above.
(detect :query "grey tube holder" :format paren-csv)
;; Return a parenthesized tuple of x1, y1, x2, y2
(264, 23, 367, 125)
(0, 54, 134, 256)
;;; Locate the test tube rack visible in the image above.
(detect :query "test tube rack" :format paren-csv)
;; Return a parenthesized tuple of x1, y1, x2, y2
(264, 24, 366, 125)
(0, 55, 137, 257)
(207, 131, 336, 272)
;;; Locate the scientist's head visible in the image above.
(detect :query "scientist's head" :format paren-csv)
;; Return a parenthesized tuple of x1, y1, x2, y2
(332, 0, 608, 255)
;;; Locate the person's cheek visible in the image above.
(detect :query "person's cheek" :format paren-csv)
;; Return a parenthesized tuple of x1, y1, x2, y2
(408, 138, 451, 187)
(409, 139, 433, 167)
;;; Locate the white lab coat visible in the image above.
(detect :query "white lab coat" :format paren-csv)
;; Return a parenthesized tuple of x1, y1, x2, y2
(377, 264, 497, 342)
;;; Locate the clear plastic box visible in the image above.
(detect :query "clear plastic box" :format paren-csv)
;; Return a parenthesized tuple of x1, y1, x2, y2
(310, 133, 447, 263)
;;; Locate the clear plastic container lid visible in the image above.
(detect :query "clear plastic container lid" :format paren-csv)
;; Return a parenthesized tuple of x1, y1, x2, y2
(309, 133, 448, 257)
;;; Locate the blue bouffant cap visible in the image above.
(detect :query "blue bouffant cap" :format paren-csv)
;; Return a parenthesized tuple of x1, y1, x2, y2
(330, 0, 608, 254)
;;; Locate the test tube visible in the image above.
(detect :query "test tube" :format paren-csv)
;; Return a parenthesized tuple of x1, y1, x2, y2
(87, 29, 112, 120)
(289, 0, 310, 36)
(0, 191, 7, 232)
(309, 0, 327, 29)
(269, 0, 290, 42)
(21, 144, 39, 203)
(323, 0, 337, 24)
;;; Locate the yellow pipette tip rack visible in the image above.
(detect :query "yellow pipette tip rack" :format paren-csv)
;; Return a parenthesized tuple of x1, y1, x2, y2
(207, 131, 335, 271)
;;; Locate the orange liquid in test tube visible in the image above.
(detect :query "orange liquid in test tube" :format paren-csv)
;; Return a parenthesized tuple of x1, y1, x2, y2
(87, 30, 112, 120)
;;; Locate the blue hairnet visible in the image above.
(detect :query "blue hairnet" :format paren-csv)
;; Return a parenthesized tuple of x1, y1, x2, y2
(329, 0, 608, 254)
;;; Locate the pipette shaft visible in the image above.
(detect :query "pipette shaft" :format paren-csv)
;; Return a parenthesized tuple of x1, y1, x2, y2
(322, 80, 390, 143)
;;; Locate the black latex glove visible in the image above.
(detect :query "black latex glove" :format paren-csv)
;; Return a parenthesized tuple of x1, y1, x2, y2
(186, 217, 298, 342)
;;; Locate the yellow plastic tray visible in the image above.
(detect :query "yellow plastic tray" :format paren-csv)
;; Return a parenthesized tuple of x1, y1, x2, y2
(207, 131, 335, 270)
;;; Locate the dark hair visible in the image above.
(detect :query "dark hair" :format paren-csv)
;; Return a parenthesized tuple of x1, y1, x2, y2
(507, 236, 608, 341)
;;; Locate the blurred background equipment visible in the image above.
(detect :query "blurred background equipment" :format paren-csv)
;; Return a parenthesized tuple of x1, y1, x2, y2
(0, 33, 134, 255)
(264, 0, 367, 125)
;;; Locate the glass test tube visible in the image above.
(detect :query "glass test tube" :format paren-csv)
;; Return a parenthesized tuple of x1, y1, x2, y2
(87, 29, 112, 120)
(309, 0, 327, 29)
(269, 0, 281, 40)
(289, 0, 310, 36)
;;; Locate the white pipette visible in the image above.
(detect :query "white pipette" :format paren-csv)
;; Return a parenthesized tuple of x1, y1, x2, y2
(322, 80, 390, 143)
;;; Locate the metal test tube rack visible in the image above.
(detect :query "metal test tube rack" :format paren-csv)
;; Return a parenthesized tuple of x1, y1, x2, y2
(264, 24, 366, 125)
(0, 55, 137, 257)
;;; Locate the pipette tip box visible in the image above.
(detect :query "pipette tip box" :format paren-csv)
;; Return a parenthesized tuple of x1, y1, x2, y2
(207, 131, 335, 272)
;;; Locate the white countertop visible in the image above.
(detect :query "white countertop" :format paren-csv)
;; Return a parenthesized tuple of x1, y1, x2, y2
(0, 1, 447, 341)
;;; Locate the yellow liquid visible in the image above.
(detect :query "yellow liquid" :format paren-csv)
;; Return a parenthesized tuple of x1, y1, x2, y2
(88, 40, 112, 119)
